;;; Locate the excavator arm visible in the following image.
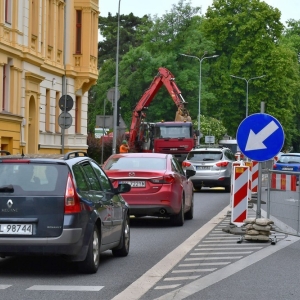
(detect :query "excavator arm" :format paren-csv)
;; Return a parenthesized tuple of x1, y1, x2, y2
(129, 67, 190, 151)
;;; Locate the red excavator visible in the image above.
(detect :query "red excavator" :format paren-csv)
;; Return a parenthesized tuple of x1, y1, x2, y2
(129, 67, 197, 162)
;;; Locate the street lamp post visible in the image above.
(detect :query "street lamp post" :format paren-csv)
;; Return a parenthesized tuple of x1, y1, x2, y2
(230, 74, 265, 117)
(112, 0, 121, 154)
(180, 53, 219, 146)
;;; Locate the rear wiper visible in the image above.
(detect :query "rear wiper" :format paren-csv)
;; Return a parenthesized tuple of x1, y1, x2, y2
(0, 185, 14, 192)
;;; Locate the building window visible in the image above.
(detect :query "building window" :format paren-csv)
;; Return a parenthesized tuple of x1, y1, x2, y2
(2, 63, 11, 111)
(45, 89, 50, 131)
(5, 0, 12, 24)
(75, 96, 81, 134)
(31, 0, 38, 37)
(75, 10, 82, 54)
(47, 0, 53, 47)
(55, 92, 60, 133)
(57, 2, 64, 51)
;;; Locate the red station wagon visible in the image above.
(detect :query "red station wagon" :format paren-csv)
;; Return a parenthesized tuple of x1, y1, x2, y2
(102, 153, 196, 226)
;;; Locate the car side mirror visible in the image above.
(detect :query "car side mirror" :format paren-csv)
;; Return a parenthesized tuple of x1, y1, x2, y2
(186, 169, 196, 179)
(115, 183, 131, 194)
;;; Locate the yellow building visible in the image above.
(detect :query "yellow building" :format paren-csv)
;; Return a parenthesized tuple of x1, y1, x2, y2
(0, 0, 99, 154)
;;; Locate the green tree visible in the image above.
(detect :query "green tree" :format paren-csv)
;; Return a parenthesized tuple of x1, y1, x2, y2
(118, 0, 206, 127)
(98, 13, 152, 67)
(201, 0, 300, 150)
(197, 115, 227, 143)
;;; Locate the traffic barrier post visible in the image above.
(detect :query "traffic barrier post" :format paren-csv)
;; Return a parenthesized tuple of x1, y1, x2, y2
(231, 165, 250, 226)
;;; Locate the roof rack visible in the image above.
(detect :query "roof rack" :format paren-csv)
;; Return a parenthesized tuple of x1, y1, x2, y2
(63, 151, 88, 160)
(193, 144, 223, 149)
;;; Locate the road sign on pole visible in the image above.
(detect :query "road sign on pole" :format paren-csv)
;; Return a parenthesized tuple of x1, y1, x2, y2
(237, 113, 285, 219)
(237, 113, 284, 162)
(107, 88, 120, 104)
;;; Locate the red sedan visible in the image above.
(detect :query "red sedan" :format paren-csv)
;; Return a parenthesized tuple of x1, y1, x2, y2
(102, 153, 196, 226)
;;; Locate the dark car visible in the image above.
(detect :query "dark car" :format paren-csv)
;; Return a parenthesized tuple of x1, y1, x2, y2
(102, 153, 196, 226)
(0, 151, 131, 273)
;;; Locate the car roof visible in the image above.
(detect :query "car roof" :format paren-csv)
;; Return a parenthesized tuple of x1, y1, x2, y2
(108, 153, 169, 159)
(190, 147, 228, 152)
(0, 151, 89, 164)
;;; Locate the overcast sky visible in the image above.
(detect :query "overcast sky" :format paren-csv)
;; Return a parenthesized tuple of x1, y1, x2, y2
(99, 0, 299, 25)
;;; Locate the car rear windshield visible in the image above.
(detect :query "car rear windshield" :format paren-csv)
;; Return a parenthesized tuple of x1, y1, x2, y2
(277, 155, 300, 164)
(0, 162, 68, 195)
(104, 157, 166, 170)
(186, 151, 223, 161)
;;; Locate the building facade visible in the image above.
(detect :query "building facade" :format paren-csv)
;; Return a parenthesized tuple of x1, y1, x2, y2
(0, 0, 99, 154)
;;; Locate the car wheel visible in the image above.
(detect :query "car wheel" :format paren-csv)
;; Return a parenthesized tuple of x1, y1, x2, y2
(78, 225, 100, 274)
(171, 196, 185, 226)
(193, 186, 201, 192)
(225, 184, 231, 193)
(185, 192, 194, 220)
(112, 214, 130, 257)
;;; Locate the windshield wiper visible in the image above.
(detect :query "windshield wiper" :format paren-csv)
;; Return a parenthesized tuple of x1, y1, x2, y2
(0, 185, 14, 192)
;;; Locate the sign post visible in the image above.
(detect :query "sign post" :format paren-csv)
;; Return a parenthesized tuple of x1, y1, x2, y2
(236, 113, 284, 218)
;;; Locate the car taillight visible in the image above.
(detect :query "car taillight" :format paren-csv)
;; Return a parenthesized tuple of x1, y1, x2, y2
(216, 161, 229, 167)
(150, 174, 175, 184)
(182, 161, 191, 167)
(273, 164, 277, 169)
(64, 174, 81, 214)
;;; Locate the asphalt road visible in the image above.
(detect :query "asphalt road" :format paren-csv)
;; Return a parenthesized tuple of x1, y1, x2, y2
(0, 189, 230, 300)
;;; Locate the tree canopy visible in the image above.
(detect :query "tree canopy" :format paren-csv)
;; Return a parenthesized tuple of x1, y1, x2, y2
(92, 0, 300, 150)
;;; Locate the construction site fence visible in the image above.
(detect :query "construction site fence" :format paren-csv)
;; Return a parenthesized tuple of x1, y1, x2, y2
(266, 169, 300, 236)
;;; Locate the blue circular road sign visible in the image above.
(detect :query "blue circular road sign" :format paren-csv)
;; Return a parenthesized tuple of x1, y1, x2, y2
(236, 113, 284, 162)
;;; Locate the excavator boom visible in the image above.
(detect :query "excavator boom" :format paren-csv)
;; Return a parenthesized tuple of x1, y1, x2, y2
(129, 67, 191, 151)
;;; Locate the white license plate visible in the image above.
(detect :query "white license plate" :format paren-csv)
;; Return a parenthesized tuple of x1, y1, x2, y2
(120, 181, 146, 188)
(282, 167, 293, 171)
(0, 224, 33, 235)
(197, 166, 211, 170)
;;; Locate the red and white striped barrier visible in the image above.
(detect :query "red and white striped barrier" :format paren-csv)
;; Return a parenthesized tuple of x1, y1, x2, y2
(231, 166, 250, 226)
(271, 173, 297, 191)
(230, 161, 244, 207)
(251, 161, 259, 193)
(244, 161, 252, 201)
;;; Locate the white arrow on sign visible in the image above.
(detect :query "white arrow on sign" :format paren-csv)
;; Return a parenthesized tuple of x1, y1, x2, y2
(245, 120, 279, 151)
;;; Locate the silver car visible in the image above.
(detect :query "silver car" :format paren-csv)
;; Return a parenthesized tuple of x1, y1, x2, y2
(182, 147, 236, 192)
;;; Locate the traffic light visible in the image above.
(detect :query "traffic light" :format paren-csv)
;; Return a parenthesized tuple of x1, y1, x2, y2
(117, 105, 121, 126)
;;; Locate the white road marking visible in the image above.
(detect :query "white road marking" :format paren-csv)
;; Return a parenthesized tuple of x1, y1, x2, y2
(26, 285, 104, 291)
(172, 268, 217, 273)
(154, 284, 181, 290)
(202, 240, 240, 243)
(111, 205, 230, 300)
(185, 256, 243, 260)
(0, 285, 11, 289)
(197, 243, 259, 246)
(163, 276, 200, 281)
(154, 235, 300, 300)
(194, 247, 262, 250)
(190, 251, 253, 255)
(178, 262, 229, 267)
(208, 233, 234, 236)
(205, 237, 239, 239)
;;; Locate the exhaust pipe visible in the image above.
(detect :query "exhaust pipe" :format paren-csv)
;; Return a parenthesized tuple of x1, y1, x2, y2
(159, 208, 166, 215)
